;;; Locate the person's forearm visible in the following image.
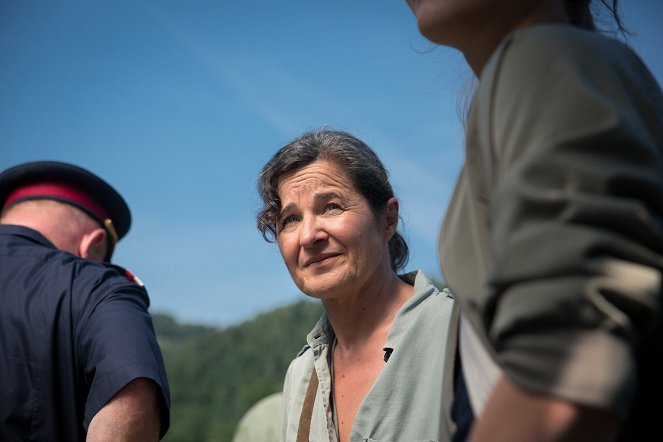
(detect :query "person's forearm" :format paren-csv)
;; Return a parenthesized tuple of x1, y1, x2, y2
(87, 378, 162, 442)
(469, 377, 619, 442)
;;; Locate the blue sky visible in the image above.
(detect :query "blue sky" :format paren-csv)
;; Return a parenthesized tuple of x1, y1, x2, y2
(2, 1, 661, 326)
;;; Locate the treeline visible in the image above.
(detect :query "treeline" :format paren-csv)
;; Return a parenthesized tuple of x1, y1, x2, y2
(153, 300, 324, 442)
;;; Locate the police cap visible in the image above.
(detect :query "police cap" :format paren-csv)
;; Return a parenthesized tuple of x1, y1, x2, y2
(0, 161, 131, 261)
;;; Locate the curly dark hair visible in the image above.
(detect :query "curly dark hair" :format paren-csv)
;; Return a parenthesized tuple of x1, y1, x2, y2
(257, 128, 409, 272)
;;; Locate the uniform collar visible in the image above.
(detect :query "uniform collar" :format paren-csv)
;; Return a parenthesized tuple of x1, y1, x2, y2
(0, 224, 57, 250)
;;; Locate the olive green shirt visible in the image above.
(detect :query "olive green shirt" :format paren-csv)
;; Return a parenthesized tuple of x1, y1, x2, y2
(281, 271, 459, 442)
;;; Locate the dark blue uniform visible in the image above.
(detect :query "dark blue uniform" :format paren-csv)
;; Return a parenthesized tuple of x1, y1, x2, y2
(0, 225, 170, 441)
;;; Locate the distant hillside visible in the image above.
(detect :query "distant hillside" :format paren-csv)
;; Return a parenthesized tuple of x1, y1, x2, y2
(153, 300, 324, 442)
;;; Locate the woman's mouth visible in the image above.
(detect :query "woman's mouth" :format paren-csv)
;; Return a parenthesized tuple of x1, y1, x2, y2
(304, 253, 340, 267)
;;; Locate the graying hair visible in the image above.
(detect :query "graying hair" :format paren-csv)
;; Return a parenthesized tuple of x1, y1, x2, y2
(257, 128, 409, 272)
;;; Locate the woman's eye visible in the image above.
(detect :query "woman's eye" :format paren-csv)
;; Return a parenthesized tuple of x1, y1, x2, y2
(280, 215, 298, 228)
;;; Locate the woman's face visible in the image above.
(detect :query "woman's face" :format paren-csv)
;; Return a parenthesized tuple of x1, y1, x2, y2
(276, 160, 395, 300)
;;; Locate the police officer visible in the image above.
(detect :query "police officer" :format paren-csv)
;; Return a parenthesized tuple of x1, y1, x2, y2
(0, 161, 170, 441)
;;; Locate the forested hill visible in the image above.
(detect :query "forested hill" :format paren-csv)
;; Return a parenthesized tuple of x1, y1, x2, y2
(153, 300, 324, 442)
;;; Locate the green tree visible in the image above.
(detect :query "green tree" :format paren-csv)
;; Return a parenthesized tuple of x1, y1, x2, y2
(155, 300, 324, 442)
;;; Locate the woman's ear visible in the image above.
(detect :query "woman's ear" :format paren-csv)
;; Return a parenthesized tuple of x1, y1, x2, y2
(383, 197, 399, 240)
(79, 227, 108, 262)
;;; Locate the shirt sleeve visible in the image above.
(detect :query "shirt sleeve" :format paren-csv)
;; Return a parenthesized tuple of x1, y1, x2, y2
(74, 266, 171, 434)
(484, 27, 663, 415)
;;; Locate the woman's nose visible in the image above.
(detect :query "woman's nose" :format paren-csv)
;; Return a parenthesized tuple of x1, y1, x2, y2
(299, 216, 326, 247)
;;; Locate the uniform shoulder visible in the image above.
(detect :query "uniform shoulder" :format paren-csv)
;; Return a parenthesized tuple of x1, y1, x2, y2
(67, 260, 149, 311)
(71, 259, 146, 289)
(105, 263, 146, 288)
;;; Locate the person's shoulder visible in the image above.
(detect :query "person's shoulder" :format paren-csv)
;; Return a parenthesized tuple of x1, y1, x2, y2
(397, 271, 457, 344)
(407, 270, 455, 315)
(73, 258, 141, 283)
(498, 24, 641, 76)
(481, 23, 660, 118)
(509, 24, 620, 55)
(286, 326, 317, 373)
(104, 263, 146, 288)
(295, 343, 311, 358)
(68, 258, 149, 304)
(284, 344, 314, 389)
(411, 270, 444, 299)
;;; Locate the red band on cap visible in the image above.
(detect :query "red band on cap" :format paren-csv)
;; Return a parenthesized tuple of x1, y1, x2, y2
(4, 181, 110, 221)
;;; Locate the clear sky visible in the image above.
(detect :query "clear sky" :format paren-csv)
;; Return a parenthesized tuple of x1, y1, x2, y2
(2, 1, 661, 327)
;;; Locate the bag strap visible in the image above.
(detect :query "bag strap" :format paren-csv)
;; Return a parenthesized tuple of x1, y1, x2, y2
(297, 368, 319, 442)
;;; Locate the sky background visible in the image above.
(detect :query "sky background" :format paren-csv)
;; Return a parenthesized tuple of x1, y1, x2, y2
(2, 1, 661, 327)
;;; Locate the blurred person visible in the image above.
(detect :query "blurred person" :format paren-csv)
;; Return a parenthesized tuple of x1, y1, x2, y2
(405, 0, 663, 441)
(257, 128, 459, 442)
(0, 161, 170, 441)
(231, 392, 283, 442)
